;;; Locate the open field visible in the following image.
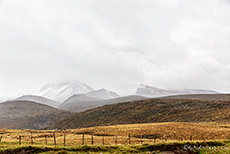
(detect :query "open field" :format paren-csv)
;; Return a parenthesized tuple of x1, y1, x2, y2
(1, 122, 230, 146)
(1, 122, 230, 153)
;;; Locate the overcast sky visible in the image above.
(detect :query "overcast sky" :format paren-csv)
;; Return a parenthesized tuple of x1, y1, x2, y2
(0, 0, 230, 97)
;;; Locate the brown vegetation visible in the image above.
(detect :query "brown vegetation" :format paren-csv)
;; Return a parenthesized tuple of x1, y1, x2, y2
(46, 98, 230, 129)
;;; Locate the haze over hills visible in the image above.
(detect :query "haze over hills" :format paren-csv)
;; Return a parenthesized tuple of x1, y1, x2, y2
(60, 88, 120, 106)
(0, 100, 73, 129)
(36, 82, 94, 102)
(16, 95, 60, 108)
(136, 84, 219, 97)
(0, 82, 223, 111)
(79, 88, 120, 100)
(46, 94, 230, 129)
(165, 94, 230, 101)
(59, 95, 147, 113)
(62, 88, 120, 103)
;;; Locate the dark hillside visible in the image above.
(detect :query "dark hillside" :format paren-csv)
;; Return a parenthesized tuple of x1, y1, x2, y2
(46, 97, 230, 129)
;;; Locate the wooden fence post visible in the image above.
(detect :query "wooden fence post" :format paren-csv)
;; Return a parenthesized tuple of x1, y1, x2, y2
(31, 132, 33, 145)
(128, 134, 131, 144)
(82, 134, 84, 145)
(190, 136, 192, 141)
(0, 136, 2, 143)
(140, 134, 143, 144)
(64, 133, 66, 146)
(165, 136, 167, 142)
(202, 137, 205, 141)
(91, 134, 94, 145)
(102, 136, 104, 145)
(115, 134, 117, 145)
(19, 136, 21, 145)
(154, 138, 156, 144)
(53, 132, 56, 147)
(45, 135, 47, 145)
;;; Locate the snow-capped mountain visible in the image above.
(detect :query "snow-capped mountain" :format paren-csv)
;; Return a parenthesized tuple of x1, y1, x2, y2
(16, 95, 60, 108)
(36, 82, 94, 102)
(136, 84, 219, 97)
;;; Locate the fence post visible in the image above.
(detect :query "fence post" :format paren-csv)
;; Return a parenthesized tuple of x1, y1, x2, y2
(154, 138, 156, 144)
(165, 136, 167, 142)
(45, 135, 48, 145)
(53, 132, 56, 147)
(0, 136, 2, 143)
(19, 136, 21, 145)
(82, 134, 84, 145)
(31, 132, 33, 145)
(115, 134, 117, 145)
(140, 134, 143, 144)
(202, 137, 205, 141)
(64, 133, 66, 146)
(91, 134, 94, 145)
(128, 134, 131, 144)
(190, 136, 192, 141)
(102, 136, 104, 145)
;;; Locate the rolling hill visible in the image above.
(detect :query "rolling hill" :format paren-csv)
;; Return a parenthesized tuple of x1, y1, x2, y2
(0, 100, 73, 129)
(59, 95, 146, 113)
(16, 95, 60, 108)
(46, 94, 230, 129)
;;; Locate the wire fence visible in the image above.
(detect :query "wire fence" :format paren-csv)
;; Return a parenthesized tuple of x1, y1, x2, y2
(0, 130, 229, 147)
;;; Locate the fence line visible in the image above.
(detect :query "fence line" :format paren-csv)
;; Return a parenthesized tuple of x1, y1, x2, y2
(0, 132, 229, 147)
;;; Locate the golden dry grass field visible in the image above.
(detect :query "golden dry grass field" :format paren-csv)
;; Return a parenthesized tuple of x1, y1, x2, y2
(1, 122, 230, 147)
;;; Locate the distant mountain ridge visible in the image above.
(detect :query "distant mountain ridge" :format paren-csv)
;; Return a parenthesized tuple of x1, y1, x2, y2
(136, 84, 219, 97)
(62, 89, 120, 104)
(59, 95, 147, 113)
(59, 88, 121, 112)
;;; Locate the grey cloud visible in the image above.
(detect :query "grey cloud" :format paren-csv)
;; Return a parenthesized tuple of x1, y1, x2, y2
(0, 0, 230, 97)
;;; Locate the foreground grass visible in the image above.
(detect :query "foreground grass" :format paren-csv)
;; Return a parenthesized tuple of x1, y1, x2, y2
(0, 141, 230, 154)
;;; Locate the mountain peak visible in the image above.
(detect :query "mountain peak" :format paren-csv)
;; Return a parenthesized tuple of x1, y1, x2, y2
(37, 81, 94, 102)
